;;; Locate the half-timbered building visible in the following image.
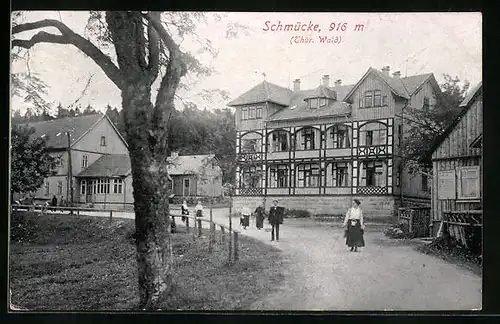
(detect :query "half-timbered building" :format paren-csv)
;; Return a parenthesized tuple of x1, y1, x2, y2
(228, 66, 443, 218)
(427, 82, 482, 250)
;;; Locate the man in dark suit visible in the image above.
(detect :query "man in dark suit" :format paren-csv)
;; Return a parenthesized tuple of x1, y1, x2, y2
(268, 200, 284, 242)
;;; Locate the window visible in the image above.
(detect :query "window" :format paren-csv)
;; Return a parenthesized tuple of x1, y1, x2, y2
(301, 128, 315, 150)
(256, 106, 263, 118)
(297, 164, 320, 187)
(81, 180, 87, 195)
(241, 105, 263, 120)
(44, 181, 50, 196)
(248, 106, 256, 119)
(423, 97, 430, 110)
(309, 98, 319, 109)
(100, 136, 106, 146)
(93, 180, 97, 194)
(382, 95, 387, 105)
(269, 164, 289, 188)
(242, 138, 260, 153)
(241, 165, 260, 188)
(272, 131, 289, 152)
(241, 107, 248, 120)
(82, 155, 88, 168)
(396, 167, 401, 187)
(421, 173, 428, 192)
(330, 125, 351, 148)
(358, 97, 363, 108)
(105, 179, 110, 194)
(360, 161, 386, 186)
(359, 122, 387, 146)
(113, 179, 123, 194)
(366, 130, 374, 146)
(457, 166, 480, 200)
(374, 90, 382, 106)
(320, 98, 327, 107)
(57, 180, 63, 195)
(331, 162, 349, 187)
(364, 91, 373, 107)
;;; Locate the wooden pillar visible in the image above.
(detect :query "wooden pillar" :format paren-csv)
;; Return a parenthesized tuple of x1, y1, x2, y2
(186, 217, 190, 233)
(221, 226, 225, 244)
(197, 219, 202, 237)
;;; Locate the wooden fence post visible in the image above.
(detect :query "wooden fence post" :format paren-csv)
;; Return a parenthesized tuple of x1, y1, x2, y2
(409, 210, 413, 234)
(234, 232, 239, 261)
(186, 217, 190, 233)
(77, 209, 80, 216)
(208, 223, 214, 253)
(193, 217, 197, 241)
(198, 219, 202, 237)
(221, 226, 225, 244)
(110, 210, 113, 221)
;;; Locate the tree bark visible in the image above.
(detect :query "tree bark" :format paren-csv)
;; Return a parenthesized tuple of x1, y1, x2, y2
(121, 81, 172, 309)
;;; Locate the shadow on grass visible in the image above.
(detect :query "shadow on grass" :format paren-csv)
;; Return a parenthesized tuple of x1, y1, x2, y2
(9, 211, 285, 311)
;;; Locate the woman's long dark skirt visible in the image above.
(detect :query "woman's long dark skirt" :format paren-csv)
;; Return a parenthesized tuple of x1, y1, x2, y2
(256, 214, 264, 229)
(346, 219, 365, 247)
(241, 215, 250, 227)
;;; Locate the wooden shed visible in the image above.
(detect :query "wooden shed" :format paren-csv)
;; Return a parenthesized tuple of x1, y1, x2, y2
(427, 82, 482, 252)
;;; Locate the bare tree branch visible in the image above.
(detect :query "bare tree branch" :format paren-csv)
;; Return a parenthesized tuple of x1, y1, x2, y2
(12, 19, 125, 91)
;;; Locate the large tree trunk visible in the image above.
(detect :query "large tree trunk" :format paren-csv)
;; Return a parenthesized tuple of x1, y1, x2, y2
(122, 81, 172, 309)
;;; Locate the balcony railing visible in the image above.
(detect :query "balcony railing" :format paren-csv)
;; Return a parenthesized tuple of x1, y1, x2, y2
(357, 186, 387, 195)
(237, 152, 263, 162)
(238, 188, 263, 195)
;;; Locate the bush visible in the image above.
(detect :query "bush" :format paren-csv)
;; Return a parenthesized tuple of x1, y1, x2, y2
(384, 223, 413, 239)
(284, 209, 311, 218)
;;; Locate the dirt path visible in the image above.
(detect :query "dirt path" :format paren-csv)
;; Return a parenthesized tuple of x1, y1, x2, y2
(205, 210, 481, 311)
(84, 207, 482, 311)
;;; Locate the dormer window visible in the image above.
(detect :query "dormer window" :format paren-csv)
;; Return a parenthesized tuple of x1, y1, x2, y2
(320, 98, 327, 107)
(309, 98, 319, 109)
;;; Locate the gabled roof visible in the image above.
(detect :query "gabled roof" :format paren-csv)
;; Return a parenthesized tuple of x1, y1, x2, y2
(400, 73, 433, 95)
(227, 81, 292, 106)
(267, 84, 353, 122)
(460, 81, 483, 107)
(22, 114, 104, 149)
(167, 154, 219, 175)
(424, 81, 483, 161)
(344, 68, 435, 102)
(76, 154, 131, 178)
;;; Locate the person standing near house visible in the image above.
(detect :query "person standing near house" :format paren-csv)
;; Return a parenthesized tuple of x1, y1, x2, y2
(195, 200, 204, 217)
(342, 199, 365, 252)
(51, 195, 57, 212)
(181, 200, 189, 222)
(268, 200, 284, 242)
(241, 206, 251, 230)
(254, 203, 266, 230)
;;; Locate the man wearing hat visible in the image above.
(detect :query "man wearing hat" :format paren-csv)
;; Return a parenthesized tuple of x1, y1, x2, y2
(268, 199, 284, 242)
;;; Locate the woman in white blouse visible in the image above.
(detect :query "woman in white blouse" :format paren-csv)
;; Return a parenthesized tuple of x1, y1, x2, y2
(342, 199, 365, 252)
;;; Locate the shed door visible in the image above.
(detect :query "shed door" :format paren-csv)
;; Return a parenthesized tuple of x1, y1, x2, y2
(183, 178, 190, 196)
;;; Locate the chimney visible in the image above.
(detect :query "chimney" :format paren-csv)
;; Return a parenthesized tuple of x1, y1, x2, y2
(293, 79, 301, 91)
(322, 75, 330, 87)
(392, 71, 401, 78)
(171, 151, 179, 158)
(334, 79, 342, 87)
(381, 66, 390, 76)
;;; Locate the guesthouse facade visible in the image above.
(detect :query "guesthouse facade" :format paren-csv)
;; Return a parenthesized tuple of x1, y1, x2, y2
(228, 66, 443, 218)
(21, 114, 134, 210)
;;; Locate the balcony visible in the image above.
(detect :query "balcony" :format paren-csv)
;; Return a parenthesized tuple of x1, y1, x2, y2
(266, 188, 289, 195)
(324, 187, 352, 195)
(356, 145, 391, 157)
(267, 151, 290, 161)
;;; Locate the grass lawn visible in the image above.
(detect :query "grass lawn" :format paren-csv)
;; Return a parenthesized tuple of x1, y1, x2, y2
(9, 211, 285, 311)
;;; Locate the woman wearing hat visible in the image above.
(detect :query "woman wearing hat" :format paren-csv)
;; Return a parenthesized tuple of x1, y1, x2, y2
(342, 199, 365, 252)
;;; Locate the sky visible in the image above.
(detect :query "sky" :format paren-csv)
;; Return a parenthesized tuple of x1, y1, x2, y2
(10, 11, 482, 114)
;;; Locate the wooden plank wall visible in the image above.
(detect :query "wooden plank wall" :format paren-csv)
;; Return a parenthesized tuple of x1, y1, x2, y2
(431, 92, 482, 222)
